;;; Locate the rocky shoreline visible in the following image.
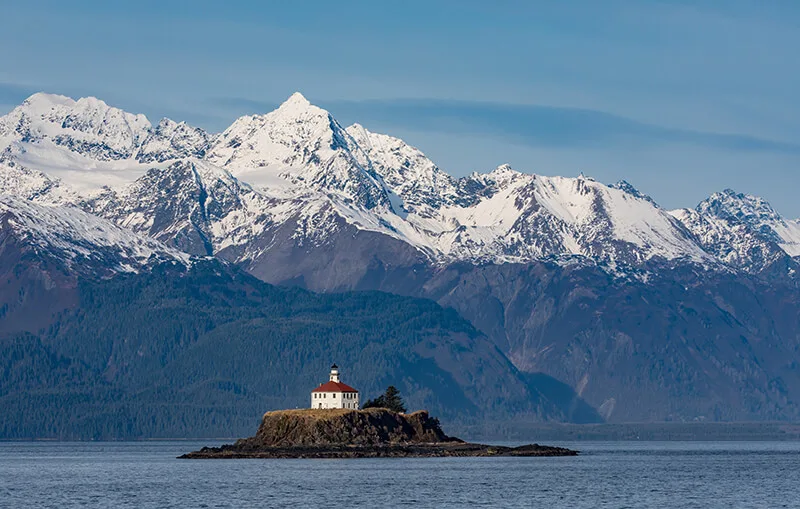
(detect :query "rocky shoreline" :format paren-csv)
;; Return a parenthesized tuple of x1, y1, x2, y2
(180, 442, 576, 459)
(179, 408, 577, 459)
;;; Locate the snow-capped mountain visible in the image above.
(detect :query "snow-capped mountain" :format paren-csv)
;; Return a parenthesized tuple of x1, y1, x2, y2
(0, 91, 796, 276)
(0, 92, 213, 198)
(137, 118, 215, 164)
(671, 189, 800, 273)
(203, 93, 714, 267)
(86, 159, 276, 257)
(345, 123, 460, 215)
(3, 91, 800, 424)
(0, 160, 70, 204)
(0, 195, 188, 276)
(0, 93, 150, 161)
(206, 92, 392, 211)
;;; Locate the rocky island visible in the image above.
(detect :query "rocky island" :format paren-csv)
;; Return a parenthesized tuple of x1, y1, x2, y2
(180, 408, 577, 459)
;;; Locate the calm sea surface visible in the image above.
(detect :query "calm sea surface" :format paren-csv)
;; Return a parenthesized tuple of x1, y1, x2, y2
(1, 441, 799, 508)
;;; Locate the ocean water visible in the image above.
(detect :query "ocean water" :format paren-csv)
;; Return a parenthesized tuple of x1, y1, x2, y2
(1, 441, 799, 508)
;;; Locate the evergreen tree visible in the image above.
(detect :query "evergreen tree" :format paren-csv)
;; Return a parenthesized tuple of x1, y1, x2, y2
(384, 386, 407, 413)
(362, 396, 385, 409)
(363, 386, 407, 413)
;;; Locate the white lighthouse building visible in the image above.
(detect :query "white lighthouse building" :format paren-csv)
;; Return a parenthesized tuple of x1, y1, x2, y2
(311, 364, 360, 409)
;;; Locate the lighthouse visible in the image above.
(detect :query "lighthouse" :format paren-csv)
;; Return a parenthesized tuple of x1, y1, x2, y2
(310, 364, 360, 409)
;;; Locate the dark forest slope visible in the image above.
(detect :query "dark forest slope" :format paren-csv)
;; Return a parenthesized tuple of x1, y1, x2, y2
(0, 260, 599, 439)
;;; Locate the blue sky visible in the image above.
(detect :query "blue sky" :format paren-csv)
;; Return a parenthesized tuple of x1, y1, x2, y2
(1, 0, 799, 215)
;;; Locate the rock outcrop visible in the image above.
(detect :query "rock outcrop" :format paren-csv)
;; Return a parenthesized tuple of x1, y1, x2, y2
(241, 408, 454, 447)
(180, 408, 577, 459)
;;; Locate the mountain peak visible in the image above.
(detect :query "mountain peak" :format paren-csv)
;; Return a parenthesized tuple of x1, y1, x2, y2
(205, 92, 391, 210)
(346, 123, 370, 141)
(74, 95, 112, 110)
(700, 189, 781, 222)
(490, 164, 519, 175)
(487, 164, 525, 183)
(1, 91, 153, 165)
(273, 91, 323, 118)
(612, 180, 658, 205)
(16, 93, 148, 126)
(678, 188, 800, 265)
(207, 90, 342, 176)
(284, 91, 311, 107)
(21, 92, 76, 110)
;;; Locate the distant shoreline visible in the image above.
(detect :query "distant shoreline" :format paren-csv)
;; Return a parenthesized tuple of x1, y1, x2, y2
(453, 421, 800, 442)
(5, 422, 800, 442)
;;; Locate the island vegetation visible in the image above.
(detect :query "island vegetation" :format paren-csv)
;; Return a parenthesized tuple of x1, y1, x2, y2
(362, 385, 408, 413)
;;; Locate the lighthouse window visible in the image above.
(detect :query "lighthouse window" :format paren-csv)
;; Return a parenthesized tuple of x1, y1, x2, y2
(333, 393, 336, 398)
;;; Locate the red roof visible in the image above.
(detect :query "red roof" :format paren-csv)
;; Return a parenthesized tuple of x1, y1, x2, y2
(311, 381, 359, 393)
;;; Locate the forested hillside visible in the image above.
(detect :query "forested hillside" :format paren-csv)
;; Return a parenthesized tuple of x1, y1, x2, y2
(0, 261, 599, 439)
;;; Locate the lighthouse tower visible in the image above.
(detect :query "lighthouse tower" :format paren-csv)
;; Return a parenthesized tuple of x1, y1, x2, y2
(311, 364, 359, 409)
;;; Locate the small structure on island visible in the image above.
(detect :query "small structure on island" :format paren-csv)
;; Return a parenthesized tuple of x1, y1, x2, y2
(311, 364, 360, 409)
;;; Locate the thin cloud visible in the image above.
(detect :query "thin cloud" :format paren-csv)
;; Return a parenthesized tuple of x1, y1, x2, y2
(321, 98, 800, 155)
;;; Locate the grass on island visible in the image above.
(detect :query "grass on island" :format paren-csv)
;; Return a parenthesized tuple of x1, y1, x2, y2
(262, 408, 414, 419)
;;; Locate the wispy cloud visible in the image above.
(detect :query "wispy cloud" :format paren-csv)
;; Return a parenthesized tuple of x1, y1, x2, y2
(322, 98, 800, 155)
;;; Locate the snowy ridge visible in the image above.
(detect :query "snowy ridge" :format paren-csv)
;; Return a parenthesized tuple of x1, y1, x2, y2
(137, 118, 215, 163)
(671, 189, 800, 271)
(206, 93, 392, 211)
(696, 189, 800, 258)
(0, 160, 72, 204)
(345, 123, 459, 216)
(86, 158, 278, 256)
(341, 127, 711, 266)
(0, 195, 189, 273)
(782, 220, 800, 258)
(0, 92, 213, 197)
(0, 91, 796, 275)
(0, 93, 150, 160)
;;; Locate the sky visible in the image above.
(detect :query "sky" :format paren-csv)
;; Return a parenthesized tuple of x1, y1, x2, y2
(1, 0, 799, 216)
